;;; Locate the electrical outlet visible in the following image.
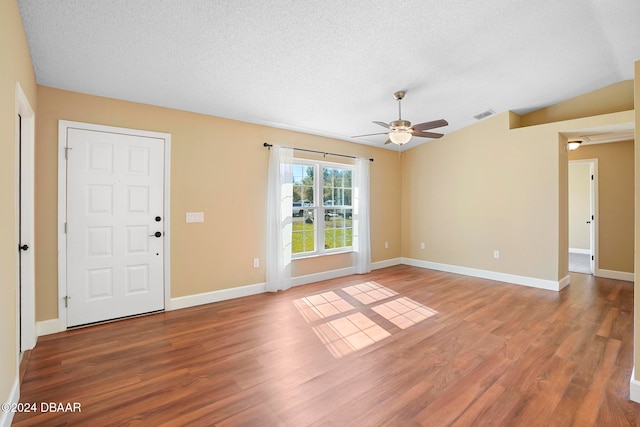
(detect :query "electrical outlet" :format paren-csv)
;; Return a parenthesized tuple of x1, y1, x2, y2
(420, 242, 425, 250)
(494, 250, 500, 259)
(186, 212, 204, 223)
(253, 258, 259, 268)
(385, 241, 389, 249)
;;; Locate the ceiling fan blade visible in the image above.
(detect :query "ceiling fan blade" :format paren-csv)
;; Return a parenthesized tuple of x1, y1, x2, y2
(412, 119, 448, 132)
(412, 131, 444, 139)
(373, 121, 390, 129)
(351, 131, 390, 138)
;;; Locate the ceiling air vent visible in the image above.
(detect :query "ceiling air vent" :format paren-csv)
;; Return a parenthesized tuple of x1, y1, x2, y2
(473, 109, 495, 120)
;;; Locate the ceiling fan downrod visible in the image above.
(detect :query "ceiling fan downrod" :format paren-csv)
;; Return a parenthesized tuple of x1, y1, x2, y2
(394, 90, 405, 120)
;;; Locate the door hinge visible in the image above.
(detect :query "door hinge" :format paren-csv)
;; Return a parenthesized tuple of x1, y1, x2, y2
(64, 146, 72, 160)
(64, 222, 67, 234)
(591, 255, 594, 261)
(591, 215, 594, 220)
(591, 174, 594, 180)
(63, 295, 71, 308)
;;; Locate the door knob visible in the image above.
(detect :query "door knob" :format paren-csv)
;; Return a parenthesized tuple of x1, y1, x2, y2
(149, 231, 162, 238)
(19, 244, 29, 251)
(586, 221, 591, 224)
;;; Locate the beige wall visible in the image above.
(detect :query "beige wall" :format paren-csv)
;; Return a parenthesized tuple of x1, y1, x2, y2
(569, 141, 634, 273)
(568, 162, 591, 251)
(401, 112, 562, 281)
(400, 102, 634, 283)
(35, 86, 402, 321)
(520, 80, 634, 127)
(0, 0, 37, 412)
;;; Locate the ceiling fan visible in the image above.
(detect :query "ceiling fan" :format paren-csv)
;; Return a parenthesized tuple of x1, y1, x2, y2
(352, 90, 448, 146)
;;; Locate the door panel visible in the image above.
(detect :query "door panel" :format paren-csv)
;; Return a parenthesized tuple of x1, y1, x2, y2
(66, 128, 164, 327)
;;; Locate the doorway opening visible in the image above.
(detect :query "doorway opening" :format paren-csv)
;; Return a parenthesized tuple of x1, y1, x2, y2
(568, 159, 597, 274)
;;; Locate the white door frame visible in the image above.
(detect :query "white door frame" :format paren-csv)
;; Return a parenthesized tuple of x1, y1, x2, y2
(57, 120, 172, 328)
(569, 158, 599, 274)
(16, 82, 36, 352)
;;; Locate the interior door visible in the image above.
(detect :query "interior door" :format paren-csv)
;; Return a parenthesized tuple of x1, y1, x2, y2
(18, 112, 33, 351)
(66, 128, 165, 327)
(17, 85, 36, 352)
(588, 161, 595, 274)
(18, 114, 23, 352)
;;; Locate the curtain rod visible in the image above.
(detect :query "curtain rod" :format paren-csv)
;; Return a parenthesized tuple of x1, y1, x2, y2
(263, 143, 374, 162)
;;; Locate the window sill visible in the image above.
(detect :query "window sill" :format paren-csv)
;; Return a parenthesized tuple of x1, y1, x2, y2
(292, 249, 353, 261)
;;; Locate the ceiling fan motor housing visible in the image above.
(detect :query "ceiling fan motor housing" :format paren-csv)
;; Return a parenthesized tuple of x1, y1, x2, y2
(390, 120, 412, 131)
(393, 91, 406, 100)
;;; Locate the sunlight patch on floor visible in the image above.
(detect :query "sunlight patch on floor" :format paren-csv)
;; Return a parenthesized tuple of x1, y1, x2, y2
(293, 291, 355, 322)
(312, 312, 391, 358)
(294, 282, 438, 358)
(342, 281, 398, 304)
(372, 297, 437, 329)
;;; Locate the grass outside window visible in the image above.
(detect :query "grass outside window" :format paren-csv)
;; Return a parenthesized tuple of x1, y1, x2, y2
(293, 217, 353, 254)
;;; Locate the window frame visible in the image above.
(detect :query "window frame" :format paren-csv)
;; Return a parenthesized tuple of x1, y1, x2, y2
(291, 158, 355, 259)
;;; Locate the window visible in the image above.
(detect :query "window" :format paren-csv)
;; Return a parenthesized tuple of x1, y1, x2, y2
(292, 160, 354, 257)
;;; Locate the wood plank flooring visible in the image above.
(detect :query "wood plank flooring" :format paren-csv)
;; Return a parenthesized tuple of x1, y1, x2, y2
(13, 266, 640, 426)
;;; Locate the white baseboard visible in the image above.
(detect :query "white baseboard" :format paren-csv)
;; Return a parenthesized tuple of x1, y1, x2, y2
(569, 248, 591, 255)
(595, 268, 634, 282)
(169, 282, 266, 310)
(36, 318, 65, 336)
(34, 263, 390, 322)
(371, 257, 402, 270)
(401, 257, 570, 291)
(0, 377, 19, 427)
(631, 368, 640, 403)
(37, 257, 579, 325)
(291, 267, 355, 288)
(170, 260, 404, 311)
(169, 267, 356, 312)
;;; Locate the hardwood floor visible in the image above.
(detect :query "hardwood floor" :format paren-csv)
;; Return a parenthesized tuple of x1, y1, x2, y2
(13, 266, 640, 426)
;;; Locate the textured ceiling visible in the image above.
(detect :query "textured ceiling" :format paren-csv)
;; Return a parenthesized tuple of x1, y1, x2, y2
(17, 0, 640, 150)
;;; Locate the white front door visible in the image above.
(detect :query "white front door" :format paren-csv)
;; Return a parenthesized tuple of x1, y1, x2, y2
(66, 128, 165, 327)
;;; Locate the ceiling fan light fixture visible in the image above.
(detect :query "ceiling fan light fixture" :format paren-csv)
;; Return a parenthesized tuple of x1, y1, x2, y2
(567, 139, 583, 151)
(389, 131, 412, 145)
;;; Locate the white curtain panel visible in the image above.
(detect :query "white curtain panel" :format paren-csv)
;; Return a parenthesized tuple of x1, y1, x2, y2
(266, 146, 294, 292)
(353, 157, 371, 274)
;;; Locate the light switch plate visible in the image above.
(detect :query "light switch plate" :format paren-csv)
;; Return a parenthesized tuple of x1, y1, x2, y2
(186, 212, 204, 223)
